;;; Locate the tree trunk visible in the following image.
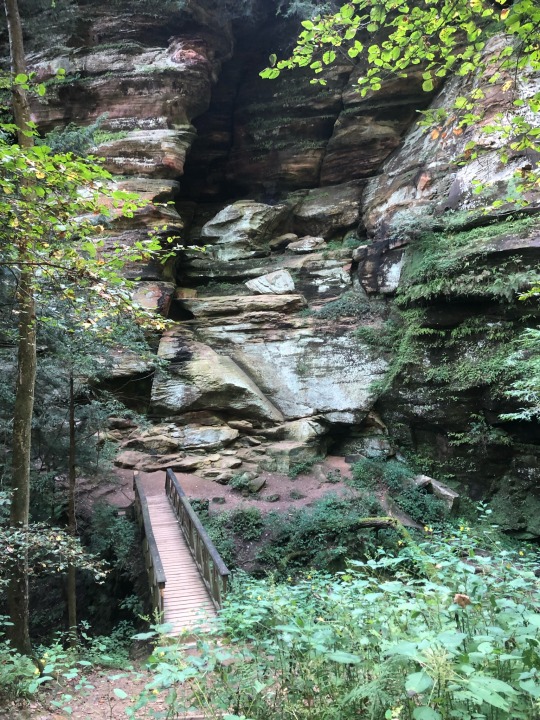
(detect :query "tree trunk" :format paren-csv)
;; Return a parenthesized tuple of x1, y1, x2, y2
(4, 0, 36, 656)
(67, 371, 78, 647)
(8, 267, 36, 656)
(4, 0, 33, 148)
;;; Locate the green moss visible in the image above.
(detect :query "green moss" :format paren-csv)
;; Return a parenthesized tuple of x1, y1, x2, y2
(93, 130, 130, 145)
(364, 308, 522, 396)
(397, 213, 540, 304)
(315, 291, 377, 320)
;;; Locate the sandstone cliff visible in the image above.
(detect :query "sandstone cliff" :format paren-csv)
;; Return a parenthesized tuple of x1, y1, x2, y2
(10, 0, 540, 536)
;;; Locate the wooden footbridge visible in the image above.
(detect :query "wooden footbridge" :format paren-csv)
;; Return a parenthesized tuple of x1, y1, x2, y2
(133, 469, 230, 636)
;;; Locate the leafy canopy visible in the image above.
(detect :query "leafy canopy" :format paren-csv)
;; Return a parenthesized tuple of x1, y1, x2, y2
(262, 0, 540, 174)
(263, 0, 540, 96)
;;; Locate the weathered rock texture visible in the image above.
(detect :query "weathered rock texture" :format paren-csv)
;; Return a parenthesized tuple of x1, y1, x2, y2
(16, 2, 540, 535)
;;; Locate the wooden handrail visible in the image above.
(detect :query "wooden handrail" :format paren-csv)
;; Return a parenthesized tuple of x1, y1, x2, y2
(133, 474, 166, 615)
(165, 468, 230, 609)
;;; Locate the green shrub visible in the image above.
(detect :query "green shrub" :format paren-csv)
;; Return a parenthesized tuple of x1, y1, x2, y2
(256, 493, 385, 572)
(290, 489, 306, 499)
(382, 459, 414, 492)
(38, 115, 106, 156)
(229, 507, 264, 541)
(188, 498, 210, 515)
(0, 635, 37, 701)
(325, 469, 342, 484)
(315, 291, 373, 320)
(200, 512, 237, 568)
(93, 129, 129, 145)
(288, 456, 321, 478)
(350, 459, 448, 526)
(141, 528, 540, 720)
(395, 486, 447, 525)
(229, 473, 252, 493)
(89, 503, 137, 574)
(350, 457, 383, 488)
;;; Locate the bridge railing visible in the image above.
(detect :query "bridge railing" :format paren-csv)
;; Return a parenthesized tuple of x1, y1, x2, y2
(133, 474, 166, 615)
(165, 468, 230, 609)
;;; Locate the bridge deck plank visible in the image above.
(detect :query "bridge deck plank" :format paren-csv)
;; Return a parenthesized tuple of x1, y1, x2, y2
(146, 496, 216, 633)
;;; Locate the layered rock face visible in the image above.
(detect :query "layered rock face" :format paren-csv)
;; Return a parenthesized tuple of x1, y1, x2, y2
(358, 38, 540, 536)
(18, 3, 540, 533)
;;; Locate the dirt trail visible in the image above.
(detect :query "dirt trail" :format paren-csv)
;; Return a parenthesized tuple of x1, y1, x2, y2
(117, 455, 354, 516)
(4, 664, 205, 720)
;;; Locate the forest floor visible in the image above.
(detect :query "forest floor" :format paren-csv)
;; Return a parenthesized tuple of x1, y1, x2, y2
(113, 454, 355, 514)
(3, 664, 202, 719)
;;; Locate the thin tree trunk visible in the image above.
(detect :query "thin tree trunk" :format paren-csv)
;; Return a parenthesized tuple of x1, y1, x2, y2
(67, 371, 78, 647)
(8, 267, 36, 656)
(4, 0, 36, 656)
(4, 0, 33, 148)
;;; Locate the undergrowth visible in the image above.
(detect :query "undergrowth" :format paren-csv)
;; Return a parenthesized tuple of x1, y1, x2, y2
(138, 525, 540, 720)
(350, 457, 448, 525)
(202, 492, 389, 573)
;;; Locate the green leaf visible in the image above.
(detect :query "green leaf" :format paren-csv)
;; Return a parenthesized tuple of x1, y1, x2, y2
(323, 50, 336, 64)
(406, 671, 433, 694)
(422, 79, 434, 92)
(260, 68, 280, 79)
(113, 688, 129, 699)
(327, 651, 362, 664)
(413, 708, 442, 720)
(469, 676, 516, 695)
(340, 4, 355, 20)
(385, 641, 419, 658)
(132, 631, 157, 640)
(520, 678, 540, 698)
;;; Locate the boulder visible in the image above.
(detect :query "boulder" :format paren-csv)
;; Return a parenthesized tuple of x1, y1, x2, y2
(261, 418, 328, 445)
(413, 475, 460, 512)
(141, 455, 205, 472)
(132, 282, 176, 316)
(292, 181, 364, 238)
(245, 269, 296, 295)
(107, 349, 155, 379)
(151, 330, 284, 423)
(179, 294, 305, 317)
(205, 470, 235, 484)
(270, 233, 298, 251)
(114, 450, 147, 469)
(431, 479, 460, 512)
(248, 476, 267, 493)
(228, 420, 254, 431)
(201, 201, 290, 261)
(218, 456, 242, 469)
(181, 424, 239, 450)
(287, 236, 326, 254)
(126, 433, 180, 454)
(220, 331, 387, 421)
(176, 288, 198, 299)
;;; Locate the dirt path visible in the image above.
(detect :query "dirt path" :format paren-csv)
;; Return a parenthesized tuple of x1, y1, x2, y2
(4, 665, 204, 720)
(116, 455, 354, 516)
